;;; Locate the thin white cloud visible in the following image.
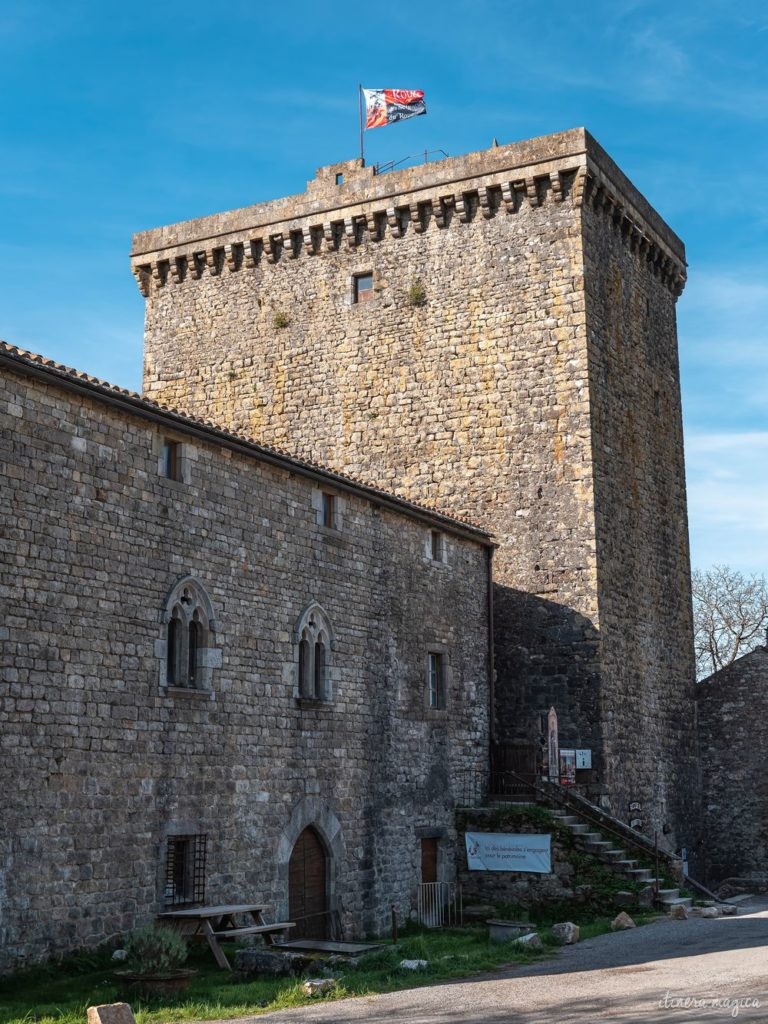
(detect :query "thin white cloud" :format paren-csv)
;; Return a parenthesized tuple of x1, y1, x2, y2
(686, 431, 768, 575)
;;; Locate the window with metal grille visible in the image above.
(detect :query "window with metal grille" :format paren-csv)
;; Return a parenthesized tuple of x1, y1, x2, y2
(164, 834, 207, 907)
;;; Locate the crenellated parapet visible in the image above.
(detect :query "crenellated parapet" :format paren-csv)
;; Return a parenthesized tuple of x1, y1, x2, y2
(130, 128, 686, 299)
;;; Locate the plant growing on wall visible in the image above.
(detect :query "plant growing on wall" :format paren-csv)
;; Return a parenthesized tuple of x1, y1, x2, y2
(407, 278, 427, 308)
(273, 311, 290, 329)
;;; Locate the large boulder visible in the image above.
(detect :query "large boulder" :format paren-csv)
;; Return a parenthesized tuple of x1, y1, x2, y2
(234, 948, 311, 978)
(611, 912, 636, 931)
(302, 978, 337, 997)
(551, 922, 579, 945)
(700, 906, 721, 919)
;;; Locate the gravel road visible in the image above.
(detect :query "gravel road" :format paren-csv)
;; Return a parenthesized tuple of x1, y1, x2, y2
(215, 898, 768, 1024)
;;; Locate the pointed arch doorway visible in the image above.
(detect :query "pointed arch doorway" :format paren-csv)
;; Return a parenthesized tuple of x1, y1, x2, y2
(289, 826, 328, 939)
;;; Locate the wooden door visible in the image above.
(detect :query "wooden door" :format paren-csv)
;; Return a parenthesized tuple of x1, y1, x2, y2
(289, 827, 328, 939)
(421, 838, 438, 884)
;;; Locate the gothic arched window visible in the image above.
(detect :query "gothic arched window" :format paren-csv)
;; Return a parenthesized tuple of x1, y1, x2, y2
(294, 603, 334, 702)
(159, 577, 220, 691)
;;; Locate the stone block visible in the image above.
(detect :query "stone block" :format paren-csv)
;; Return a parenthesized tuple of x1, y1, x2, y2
(668, 904, 688, 920)
(87, 1004, 136, 1024)
(611, 912, 636, 930)
(302, 978, 337, 996)
(234, 948, 311, 977)
(551, 921, 579, 944)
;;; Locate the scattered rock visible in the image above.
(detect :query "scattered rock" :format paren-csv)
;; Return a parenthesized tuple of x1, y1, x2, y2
(234, 948, 311, 978)
(700, 906, 721, 919)
(668, 904, 688, 920)
(551, 922, 580, 944)
(637, 885, 655, 909)
(87, 1005, 136, 1024)
(111, 950, 128, 962)
(613, 891, 637, 909)
(399, 959, 429, 970)
(302, 978, 337, 997)
(611, 912, 636, 931)
(513, 932, 543, 949)
(720, 904, 738, 916)
(326, 953, 360, 967)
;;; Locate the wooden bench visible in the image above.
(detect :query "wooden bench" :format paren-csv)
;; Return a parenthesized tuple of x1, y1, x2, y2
(159, 904, 293, 969)
(212, 922, 295, 943)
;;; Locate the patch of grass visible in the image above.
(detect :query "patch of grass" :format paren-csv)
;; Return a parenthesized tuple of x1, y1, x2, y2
(0, 928, 547, 1024)
(1, 915, 659, 1024)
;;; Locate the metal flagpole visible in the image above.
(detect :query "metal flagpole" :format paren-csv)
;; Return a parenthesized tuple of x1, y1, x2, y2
(358, 84, 364, 165)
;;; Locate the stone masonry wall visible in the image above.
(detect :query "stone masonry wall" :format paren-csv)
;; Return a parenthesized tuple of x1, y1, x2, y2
(0, 354, 490, 971)
(133, 128, 692, 840)
(137, 131, 603, 769)
(697, 647, 768, 886)
(581, 168, 698, 847)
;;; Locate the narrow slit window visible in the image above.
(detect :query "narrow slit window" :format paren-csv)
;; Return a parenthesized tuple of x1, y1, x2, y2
(428, 652, 443, 709)
(335, 172, 344, 185)
(188, 616, 201, 686)
(167, 613, 181, 684)
(314, 639, 326, 699)
(322, 492, 336, 529)
(430, 530, 444, 561)
(299, 634, 311, 697)
(354, 273, 374, 304)
(162, 439, 182, 481)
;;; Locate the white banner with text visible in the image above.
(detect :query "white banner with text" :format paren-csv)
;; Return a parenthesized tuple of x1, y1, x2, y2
(464, 832, 552, 873)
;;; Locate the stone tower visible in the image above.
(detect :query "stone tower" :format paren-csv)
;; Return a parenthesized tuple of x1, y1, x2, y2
(132, 127, 697, 847)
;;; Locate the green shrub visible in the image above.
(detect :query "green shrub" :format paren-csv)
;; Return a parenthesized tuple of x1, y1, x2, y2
(124, 925, 188, 975)
(407, 278, 427, 307)
(273, 311, 290, 329)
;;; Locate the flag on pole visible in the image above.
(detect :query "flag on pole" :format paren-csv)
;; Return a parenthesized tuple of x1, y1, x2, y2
(362, 89, 427, 129)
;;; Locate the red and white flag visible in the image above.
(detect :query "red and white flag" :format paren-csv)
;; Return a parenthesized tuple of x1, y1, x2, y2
(363, 89, 427, 129)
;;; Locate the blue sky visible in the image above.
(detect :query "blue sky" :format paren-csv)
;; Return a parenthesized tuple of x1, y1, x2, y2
(1, 0, 766, 574)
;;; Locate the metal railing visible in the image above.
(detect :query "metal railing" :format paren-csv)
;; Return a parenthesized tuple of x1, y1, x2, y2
(416, 882, 463, 928)
(455, 768, 684, 874)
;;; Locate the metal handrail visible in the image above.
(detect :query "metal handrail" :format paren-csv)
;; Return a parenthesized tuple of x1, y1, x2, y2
(455, 768, 683, 874)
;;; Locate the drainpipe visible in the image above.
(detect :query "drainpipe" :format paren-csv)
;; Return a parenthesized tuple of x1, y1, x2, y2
(487, 546, 496, 759)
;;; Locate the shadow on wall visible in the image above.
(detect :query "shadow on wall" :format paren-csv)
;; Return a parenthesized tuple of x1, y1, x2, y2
(492, 584, 604, 783)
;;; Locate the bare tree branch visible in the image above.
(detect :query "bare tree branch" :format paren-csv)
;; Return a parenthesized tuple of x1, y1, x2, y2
(692, 565, 768, 681)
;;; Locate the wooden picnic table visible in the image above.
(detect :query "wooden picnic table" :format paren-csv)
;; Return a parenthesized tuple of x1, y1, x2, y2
(158, 903, 295, 970)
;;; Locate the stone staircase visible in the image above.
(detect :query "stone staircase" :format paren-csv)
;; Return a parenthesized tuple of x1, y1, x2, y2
(550, 809, 693, 912)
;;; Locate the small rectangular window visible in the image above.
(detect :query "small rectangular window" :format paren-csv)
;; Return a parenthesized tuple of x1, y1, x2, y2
(162, 439, 182, 481)
(335, 172, 344, 185)
(164, 834, 207, 907)
(354, 273, 374, 304)
(430, 530, 444, 561)
(322, 492, 336, 529)
(427, 652, 443, 709)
